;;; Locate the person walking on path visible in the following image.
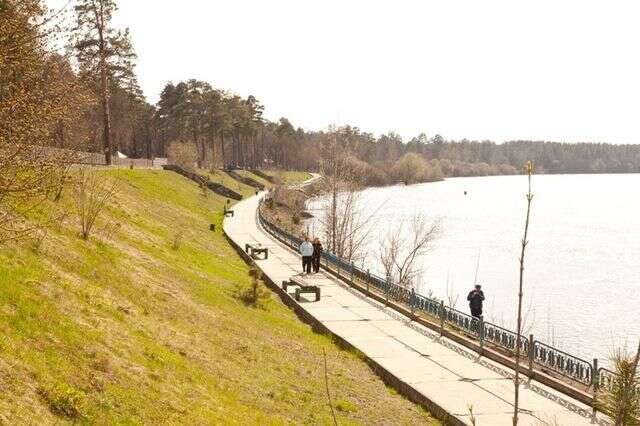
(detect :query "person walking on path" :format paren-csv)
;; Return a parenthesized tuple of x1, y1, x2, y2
(467, 284, 485, 319)
(299, 237, 314, 274)
(312, 238, 323, 273)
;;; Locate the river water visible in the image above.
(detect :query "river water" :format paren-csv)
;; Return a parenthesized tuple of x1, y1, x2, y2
(306, 174, 640, 363)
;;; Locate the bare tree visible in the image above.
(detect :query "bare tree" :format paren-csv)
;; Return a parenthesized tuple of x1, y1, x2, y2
(0, 2, 90, 243)
(445, 271, 459, 309)
(72, 168, 119, 240)
(513, 161, 534, 425)
(317, 186, 375, 263)
(379, 215, 440, 289)
(314, 129, 370, 261)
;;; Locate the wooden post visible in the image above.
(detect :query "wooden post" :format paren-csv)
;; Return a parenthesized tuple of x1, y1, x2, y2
(479, 319, 484, 355)
(528, 334, 535, 379)
(410, 288, 415, 316)
(385, 279, 390, 306)
(439, 301, 445, 337)
(592, 358, 599, 421)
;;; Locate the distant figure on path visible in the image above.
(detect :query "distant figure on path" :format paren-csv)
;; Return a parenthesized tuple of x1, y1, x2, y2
(467, 284, 485, 319)
(312, 238, 323, 273)
(299, 237, 314, 274)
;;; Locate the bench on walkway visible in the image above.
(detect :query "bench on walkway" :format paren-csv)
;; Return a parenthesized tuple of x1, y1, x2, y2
(281, 277, 320, 302)
(223, 206, 234, 217)
(245, 243, 268, 260)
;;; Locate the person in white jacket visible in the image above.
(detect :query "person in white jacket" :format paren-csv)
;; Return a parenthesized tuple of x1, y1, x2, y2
(299, 237, 314, 274)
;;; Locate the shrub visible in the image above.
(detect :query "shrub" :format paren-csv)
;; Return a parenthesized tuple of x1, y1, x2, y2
(391, 153, 427, 184)
(363, 166, 391, 186)
(167, 140, 198, 172)
(425, 162, 444, 181)
(71, 168, 119, 240)
(335, 399, 358, 413)
(236, 267, 270, 308)
(172, 230, 185, 250)
(39, 383, 86, 419)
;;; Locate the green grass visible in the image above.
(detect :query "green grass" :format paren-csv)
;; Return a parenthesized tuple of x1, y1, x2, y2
(198, 168, 258, 199)
(236, 170, 272, 188)
(0, 169, 438, 425)
(272, 170, 313, 185)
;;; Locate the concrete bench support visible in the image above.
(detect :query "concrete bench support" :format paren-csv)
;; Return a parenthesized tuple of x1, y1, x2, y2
(281, 279, 320, 302)
(245, 243, 268, 260)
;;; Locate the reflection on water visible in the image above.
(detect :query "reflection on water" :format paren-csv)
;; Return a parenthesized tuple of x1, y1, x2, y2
(306, 174, 640, 363)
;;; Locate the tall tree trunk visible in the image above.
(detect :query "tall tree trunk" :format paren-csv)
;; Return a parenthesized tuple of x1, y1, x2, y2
(220, 129, 226, 169)
(96, 1, 113, 166)
(209, 127, 216, 168)
(145, 120, 151, 159)
(260, 128, 265, 168)
(132, 128, 138, 157)
(100, 59, 112, 165)
(201, 138, 206, 167)
(55, 120, 65, 148)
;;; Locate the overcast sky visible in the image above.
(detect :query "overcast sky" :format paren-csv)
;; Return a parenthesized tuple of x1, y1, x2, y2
(46, 0, 640, 143)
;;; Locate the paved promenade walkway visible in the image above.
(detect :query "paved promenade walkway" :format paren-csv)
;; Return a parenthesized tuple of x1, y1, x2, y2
(224, 188, 603, 425)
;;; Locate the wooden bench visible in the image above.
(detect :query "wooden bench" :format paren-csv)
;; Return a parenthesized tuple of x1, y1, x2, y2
(245, 243, 268, 260)
(281, 277, 320, 302)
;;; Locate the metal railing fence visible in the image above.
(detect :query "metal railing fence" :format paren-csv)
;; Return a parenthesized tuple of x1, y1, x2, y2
(257, 201, 621, 392)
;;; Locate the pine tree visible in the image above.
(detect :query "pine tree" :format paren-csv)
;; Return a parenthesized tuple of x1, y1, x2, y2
(72, 0, 137, 164)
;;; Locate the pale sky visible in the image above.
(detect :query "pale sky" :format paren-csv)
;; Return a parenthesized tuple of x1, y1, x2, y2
(46, 0, 640, 143)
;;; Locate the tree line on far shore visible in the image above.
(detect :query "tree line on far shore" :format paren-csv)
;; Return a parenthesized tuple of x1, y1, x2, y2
(5, 0, 640, 182)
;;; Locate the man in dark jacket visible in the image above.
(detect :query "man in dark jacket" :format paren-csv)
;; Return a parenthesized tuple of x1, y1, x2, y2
(467, 284, 485, 319)
(312, 238, 323, 273)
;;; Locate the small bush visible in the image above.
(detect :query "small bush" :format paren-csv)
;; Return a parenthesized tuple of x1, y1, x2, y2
(40, 383, 86, 419)
(30, 228, 47, 253)
(92, 354, 112, 374)
(335, 399, 358, 413)
(200, 180, 208, 198)
(167, 140, 198, 172)
(71, 168, 119, 240)
(235, 267, 270, 308)
(172, 230, 185, 250)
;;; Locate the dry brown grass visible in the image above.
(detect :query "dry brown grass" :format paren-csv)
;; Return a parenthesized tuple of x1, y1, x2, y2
(0, 169, 439, 425)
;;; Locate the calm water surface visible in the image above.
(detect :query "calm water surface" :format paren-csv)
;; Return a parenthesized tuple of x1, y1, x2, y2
(307, 174, 640, 363)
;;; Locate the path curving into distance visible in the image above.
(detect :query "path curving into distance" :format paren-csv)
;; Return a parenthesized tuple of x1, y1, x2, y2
(223, 175, 603, 426)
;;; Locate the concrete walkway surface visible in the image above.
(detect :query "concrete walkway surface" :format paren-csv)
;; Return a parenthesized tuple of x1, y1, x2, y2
(224, 185, 607, 426)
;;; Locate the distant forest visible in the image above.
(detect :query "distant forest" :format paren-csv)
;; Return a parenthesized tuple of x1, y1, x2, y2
(18, 0, 640, 184)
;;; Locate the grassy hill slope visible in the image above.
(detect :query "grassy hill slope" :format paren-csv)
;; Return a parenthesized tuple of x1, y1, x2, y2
(0, 169, 437, 425)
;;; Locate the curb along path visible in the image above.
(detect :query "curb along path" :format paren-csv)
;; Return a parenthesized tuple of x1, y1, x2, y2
(223, 179, 602, 426)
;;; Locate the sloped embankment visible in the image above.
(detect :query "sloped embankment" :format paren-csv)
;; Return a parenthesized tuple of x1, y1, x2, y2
(0, 169, 438, 425)
(249, 169, 275, 183)
(225, 170, 265, 190)
(162, 164, 243, 200)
